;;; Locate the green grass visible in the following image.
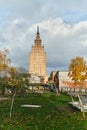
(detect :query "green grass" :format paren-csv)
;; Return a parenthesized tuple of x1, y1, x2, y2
(0, 92, 87, 130)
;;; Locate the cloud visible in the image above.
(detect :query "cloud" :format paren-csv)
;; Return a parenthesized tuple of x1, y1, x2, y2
(36, 18, 87, 69)
(1, 0, 87, 24)
(0, 18, 32, 67)
(0, 0, 87, 75)
(1, 17, 87, 75)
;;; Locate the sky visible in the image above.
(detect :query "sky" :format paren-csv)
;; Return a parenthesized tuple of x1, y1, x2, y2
(0, 0, 87, 75)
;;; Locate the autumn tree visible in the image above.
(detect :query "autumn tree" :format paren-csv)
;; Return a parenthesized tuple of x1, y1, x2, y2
(9, 67, 18, 76)
(0, 49, 11, 94)
(68, 56, 87, 119)
(68, 56, 87, 89)
(0, 49, 19, 95)
(18, 66, 27, 74)
(0, 49, 11, 76)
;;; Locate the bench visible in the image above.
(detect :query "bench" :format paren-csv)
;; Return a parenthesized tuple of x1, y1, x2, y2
(69, 94, 87, 112)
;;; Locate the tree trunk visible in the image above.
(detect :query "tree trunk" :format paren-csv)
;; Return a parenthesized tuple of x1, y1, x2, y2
(55, 82, 60, 96)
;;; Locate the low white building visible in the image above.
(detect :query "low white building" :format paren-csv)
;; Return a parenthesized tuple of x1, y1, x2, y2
(55, 71, 87, 93)
(49, 70, 87, 94)
(29, 74, 40, 84)
(58, 71, 72, 91)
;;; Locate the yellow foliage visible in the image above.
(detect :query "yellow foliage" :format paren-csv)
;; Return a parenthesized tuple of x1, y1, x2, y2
(9, 67, 18, 75)
(68, 56, 87, 86)
(0, 49, 10, 71)
(8, 78, 19, 87)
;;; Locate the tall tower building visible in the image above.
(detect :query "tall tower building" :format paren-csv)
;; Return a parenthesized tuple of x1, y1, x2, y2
(29, 26, 46, 76)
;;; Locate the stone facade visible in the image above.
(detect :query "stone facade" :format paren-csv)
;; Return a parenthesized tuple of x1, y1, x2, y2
(29, 26, 46, 76)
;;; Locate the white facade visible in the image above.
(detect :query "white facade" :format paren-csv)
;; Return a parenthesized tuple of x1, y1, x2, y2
(58, 71, 72, 91)
(29, 74, 40, 83)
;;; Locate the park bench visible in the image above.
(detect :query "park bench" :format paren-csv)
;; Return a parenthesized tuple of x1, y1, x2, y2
(69, 94, 87, 112)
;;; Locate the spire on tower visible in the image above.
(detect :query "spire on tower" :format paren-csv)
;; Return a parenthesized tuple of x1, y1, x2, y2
(37, 26, 40, 35)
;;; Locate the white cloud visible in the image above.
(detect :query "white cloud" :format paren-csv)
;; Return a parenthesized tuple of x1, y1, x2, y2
(36, 18, 87, 70)
(1, 0, 87, 74)
(1, 17, 87, 75)
(1, 0, 87, 24)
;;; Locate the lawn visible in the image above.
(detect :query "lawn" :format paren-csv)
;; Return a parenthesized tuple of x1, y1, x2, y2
(0, 92, 87, 130)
